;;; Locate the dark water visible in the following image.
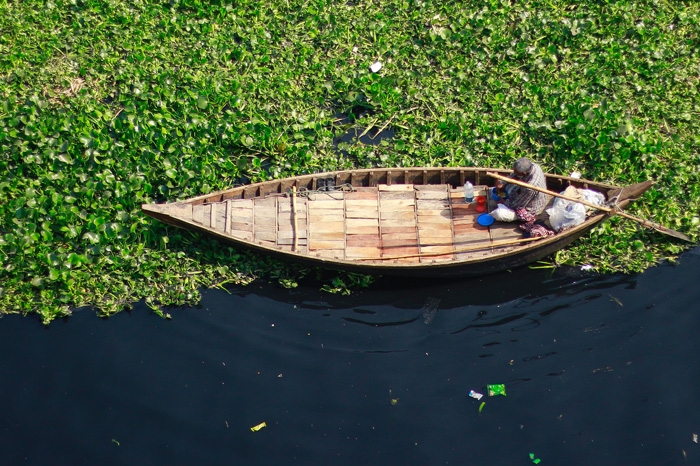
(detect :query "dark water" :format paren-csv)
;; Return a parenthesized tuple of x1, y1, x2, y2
(2, 249, 700, 466)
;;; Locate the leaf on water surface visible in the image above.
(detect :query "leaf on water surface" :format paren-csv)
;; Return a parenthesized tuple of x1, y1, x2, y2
(57, 153, 73, 164)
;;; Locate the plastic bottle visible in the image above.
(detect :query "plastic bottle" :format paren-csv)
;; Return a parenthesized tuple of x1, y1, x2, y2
(464, 181, 474, 203)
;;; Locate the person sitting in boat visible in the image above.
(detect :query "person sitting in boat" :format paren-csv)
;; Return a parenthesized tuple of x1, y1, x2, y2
(491, 157, 548, 224)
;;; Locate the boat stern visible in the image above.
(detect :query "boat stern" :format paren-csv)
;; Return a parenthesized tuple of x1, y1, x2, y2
(141, 202, 194, 223)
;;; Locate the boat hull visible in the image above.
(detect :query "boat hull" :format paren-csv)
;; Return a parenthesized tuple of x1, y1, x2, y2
(142, 167, 652, 277)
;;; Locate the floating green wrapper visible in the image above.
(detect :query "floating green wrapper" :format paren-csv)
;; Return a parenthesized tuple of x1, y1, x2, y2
(487, 384, 506, 396)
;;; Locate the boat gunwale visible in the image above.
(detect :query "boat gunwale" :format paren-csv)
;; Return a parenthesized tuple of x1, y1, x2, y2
(174, 167, 622, 206)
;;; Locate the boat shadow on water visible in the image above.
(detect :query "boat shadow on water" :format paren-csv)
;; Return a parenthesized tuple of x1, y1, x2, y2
(221, 262, 642, 337)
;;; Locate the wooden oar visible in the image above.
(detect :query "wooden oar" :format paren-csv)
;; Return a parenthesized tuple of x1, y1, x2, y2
(486, 172, 693, 242)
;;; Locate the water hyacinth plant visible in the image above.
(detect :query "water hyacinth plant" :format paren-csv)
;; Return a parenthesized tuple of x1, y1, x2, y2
(1, 0, 698, 323)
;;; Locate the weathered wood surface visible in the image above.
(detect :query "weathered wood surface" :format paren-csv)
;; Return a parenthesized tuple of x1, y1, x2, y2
(184, 184, 524, 263)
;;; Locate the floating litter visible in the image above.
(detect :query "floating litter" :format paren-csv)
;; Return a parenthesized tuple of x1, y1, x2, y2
(468, 390, 484, 400)
(479, 401, 486, 413)
(529, 452, 541, 464)
(477, 213, 495, 226)
(693, 433, 698, 443)
(250, 422, 267, 432)
(487, 384, 506, 396)
(370, 61, 383, 72)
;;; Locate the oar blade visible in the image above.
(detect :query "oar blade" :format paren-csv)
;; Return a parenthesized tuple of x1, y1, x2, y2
(616, 211, 693, 242)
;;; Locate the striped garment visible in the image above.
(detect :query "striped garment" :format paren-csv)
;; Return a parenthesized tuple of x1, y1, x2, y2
(503, 162, 548, 215)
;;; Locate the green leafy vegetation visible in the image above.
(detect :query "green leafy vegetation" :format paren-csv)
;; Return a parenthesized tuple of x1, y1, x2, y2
(1, 0, 698, 323)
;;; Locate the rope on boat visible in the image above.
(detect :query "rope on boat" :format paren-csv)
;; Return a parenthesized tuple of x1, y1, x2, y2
(286, 183, 354, 200)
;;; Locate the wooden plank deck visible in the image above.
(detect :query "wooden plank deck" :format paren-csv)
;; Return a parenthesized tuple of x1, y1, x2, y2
(379, 184, 418, 262)
(277, 194, 308, 252)
(415, 185, 453, 262)
(188, 184, 529, 263)
(307, 191, 345, 258)
(228, 199, 254, 242)
(345, 189, 380, 259)
(254, 197, 277, 246)
(451, 187, 493, 260)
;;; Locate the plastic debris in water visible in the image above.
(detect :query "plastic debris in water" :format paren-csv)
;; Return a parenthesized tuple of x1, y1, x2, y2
(468, 390, 484, 400)
(422, 297, 441, 324)
(529, 452, 541, 464)
(479, 402, 486, 413)
(580, 264, 594, 271)
(370, 61, 383, 72)
(487, 384, 506, 396)
(389, 389, 399, 406)
(693, 433, 698, 443)
(250, 422, 267, 432)
(608, 294, 623, 307)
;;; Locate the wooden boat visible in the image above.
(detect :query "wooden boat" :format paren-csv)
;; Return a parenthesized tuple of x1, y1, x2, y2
(141, 167, 653, 277)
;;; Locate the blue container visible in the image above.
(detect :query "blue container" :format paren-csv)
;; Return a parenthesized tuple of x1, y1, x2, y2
(477, 213, 495, 227)
(490, 187, 501, 201)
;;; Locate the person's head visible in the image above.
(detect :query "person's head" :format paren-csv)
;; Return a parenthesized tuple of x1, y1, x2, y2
(513, 158, 533, 178)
